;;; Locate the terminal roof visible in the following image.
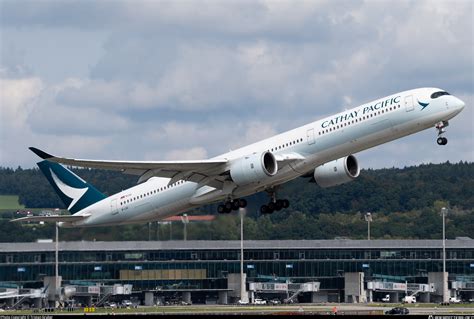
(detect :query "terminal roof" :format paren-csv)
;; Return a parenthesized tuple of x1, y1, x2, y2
(0, 238, 472, 252)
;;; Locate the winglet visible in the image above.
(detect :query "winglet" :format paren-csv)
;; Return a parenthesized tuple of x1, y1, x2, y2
(29, 147, 53, 159)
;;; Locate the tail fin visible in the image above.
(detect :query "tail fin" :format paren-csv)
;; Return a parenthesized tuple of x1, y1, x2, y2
(37, 160, 106, 214)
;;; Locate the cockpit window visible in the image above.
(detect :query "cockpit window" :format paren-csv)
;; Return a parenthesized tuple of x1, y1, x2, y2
(431, 91, 450, 99)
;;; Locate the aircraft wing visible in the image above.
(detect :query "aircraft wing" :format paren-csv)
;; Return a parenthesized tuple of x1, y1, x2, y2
(30, 147, 228, 188)
(11, 214, 90, 223)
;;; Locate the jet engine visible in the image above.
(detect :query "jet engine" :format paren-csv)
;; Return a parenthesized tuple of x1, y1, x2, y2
(313, 155, 360, 188)
(230, 151, 278, 186)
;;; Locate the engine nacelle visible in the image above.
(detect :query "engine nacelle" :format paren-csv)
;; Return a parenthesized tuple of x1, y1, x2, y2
(230, 151, 278, 186)
(314, 155, 360, 188)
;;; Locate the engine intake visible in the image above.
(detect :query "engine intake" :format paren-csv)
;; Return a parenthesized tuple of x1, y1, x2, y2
(314, 155, 360, 188)
(230, 151, 278, 186)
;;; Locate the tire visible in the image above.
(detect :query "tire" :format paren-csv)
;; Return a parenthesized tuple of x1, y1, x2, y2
(260, 205, 268, 214)
(268, 202, 275, 211)
(217, 205, 226, 214)
(437, 137, 444, 145)
(225, 201, 233, 211)
(442, 137, 448, 145)
(239, 198, 247, 208)
(282, 199, 290, 208)
(275, 200, 283, 211)
(232, 201, 240, 210)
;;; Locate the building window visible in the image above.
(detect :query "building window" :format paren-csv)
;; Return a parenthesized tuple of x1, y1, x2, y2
(299, 252, 305, 260)
(273, 252, 280, 260)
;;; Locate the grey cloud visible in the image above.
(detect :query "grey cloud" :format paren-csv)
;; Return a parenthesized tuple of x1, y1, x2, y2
(0, 0, 472, 169)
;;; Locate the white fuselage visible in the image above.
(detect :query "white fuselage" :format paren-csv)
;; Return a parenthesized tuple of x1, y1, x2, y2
(68, 87, 465, 227)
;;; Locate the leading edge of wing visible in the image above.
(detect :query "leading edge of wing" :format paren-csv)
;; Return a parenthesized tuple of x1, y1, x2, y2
(29, 147, 228, 172)
(10, 215, 90, 223)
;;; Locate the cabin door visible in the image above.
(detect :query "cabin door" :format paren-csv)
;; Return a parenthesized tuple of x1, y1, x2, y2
(306, 128, 315, 145)
(111, 199, 118, 215)
(405, 95, 414, 112)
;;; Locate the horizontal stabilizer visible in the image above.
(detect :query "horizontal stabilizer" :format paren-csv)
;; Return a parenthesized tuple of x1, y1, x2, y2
(11, 214, 90, 223)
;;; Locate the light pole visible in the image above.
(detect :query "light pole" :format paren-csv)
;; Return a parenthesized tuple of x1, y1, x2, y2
(364, 212, 373, 240)
(181, 214, 189, 241)
(441, 207, 448, 303)
(239, 207, 248, 303)
(55, 222, 59, 307)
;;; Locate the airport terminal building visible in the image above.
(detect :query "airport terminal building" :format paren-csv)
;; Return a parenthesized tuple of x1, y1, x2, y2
(0, 238, 473, 306)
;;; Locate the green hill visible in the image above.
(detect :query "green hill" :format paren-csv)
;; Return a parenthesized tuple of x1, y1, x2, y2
(0, 161, 472, 242)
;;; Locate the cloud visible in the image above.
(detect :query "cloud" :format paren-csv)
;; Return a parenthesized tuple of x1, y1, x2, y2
(0, 72, 43, 129)
(161, 147, 209, 161)
(0, 0, 472, 170)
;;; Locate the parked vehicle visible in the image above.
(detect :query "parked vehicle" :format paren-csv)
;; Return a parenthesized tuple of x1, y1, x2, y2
(269, 299, 281, 305)
(382, 294, 390, 302)
(254, 298, 267, 305)
(402, 295, 416, 304)
(385, 307, 409, 315)
(121, 300, 133, 308)
(104, 302, 117, 308)
(449, 297, 461, 304)
(237, 299, 249, 305)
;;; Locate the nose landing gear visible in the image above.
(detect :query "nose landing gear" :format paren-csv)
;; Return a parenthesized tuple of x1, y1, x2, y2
(435, 121, 449, 145)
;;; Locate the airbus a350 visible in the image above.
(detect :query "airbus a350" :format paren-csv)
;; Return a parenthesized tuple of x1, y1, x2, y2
(13, 88, 465, 227)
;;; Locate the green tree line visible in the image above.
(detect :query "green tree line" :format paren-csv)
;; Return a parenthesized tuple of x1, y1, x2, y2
(0, 161, 472, 242)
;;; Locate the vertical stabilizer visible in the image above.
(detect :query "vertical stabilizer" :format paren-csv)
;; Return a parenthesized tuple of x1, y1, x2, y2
(37, 161, 106, 214)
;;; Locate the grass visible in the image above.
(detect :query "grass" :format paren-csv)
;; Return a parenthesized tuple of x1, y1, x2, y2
(3, 303, 474, 316)
(0, 195, 24, 209)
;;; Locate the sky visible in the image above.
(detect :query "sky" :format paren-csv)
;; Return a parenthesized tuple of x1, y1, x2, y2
(1, 0, 473, 170)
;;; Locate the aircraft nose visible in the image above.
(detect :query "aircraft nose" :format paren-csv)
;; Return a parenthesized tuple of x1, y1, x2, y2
(455, 97, 466, 111)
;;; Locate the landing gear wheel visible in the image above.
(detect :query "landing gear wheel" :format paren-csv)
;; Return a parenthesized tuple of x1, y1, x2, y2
(232, 200, 240, 211)
(268, 201, 275, 212)
(238, 198, 247, 208)
(224, 201, 233, 213)
(260, 205, 269, 214)
(275, 200, 283, 211)
(217, 205, 226, 214)
(282, 199, 290, 208)
(437, 137, 448, 145)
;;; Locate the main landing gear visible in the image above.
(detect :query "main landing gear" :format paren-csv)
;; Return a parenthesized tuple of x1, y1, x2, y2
(260, 188, 290, 215)
(217, 198, 247, 214)
(436, 121, 449, 145)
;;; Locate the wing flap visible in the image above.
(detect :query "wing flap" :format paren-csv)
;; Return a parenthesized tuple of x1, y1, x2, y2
(11, 215, 90, 223)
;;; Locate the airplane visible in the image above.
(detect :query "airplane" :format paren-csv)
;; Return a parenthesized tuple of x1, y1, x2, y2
(12, 88, 465, 228)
